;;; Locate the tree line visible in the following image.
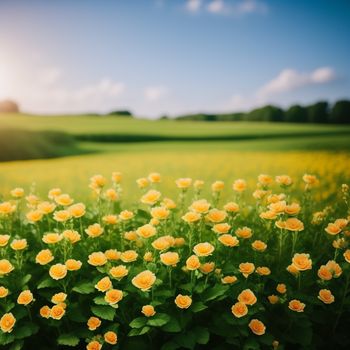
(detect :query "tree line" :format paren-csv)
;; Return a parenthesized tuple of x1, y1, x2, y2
(174, 100, 350, 124)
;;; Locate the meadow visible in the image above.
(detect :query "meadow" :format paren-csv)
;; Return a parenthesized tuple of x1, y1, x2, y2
(0, 114, 350, 349)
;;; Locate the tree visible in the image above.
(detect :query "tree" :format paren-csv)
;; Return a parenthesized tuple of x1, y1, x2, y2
(306, 101, 329, 123)
(0, 100, 20, 113)
(245, 105, 284, 122)
(330, 100, 350, 124)
(285, 105, 308, 123)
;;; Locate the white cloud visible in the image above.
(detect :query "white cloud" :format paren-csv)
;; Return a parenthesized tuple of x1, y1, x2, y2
(227, 66, 337, 111)
(235, 0, 268, 15)
(207, 0, 226, 14)
(39, 67, 62, 86)
(186, 0, 202, 13)
(258, 67, 336, 98)
(144, 85, 168, 102)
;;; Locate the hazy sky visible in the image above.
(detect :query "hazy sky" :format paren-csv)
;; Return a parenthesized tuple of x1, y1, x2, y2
(0, 0, 349, 117)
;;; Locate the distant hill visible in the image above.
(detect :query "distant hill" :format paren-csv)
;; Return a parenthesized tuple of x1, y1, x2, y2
(175, 99, 350, 124)
(0, 100, 20, 113)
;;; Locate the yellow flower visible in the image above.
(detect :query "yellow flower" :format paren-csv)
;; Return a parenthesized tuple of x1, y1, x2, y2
(150, 206, 170, 220)
(276, 284, 287, 294)
(42, 233, 63, 244)
(256, 267, 271, 276)
(0, 313, 16, 333)
(120, 250, 138, 263)
(105, 289, 123, 305)
(65, 259, 82, 271)
(110, 265, 128, 279)
(136, 177, 149, 189)
(152, 237, 171, 251)
(0, 286, 9, 298)
(51, 292, 67, 304)
(26, 194, 40, 207)
(303, 174, 318, 185)
(235, 227, 253, 239)
(269, 200, 286, 214)
(88, 252, 107, 266)
(186, 255, 200, 271)
(105, 249, 120, 261)
(62, 230, 81, 244)
(160, 252, 180, 266)
(112, 171, 122, 183)
(232, 179, 247, 192)
(206, 209, 227, 223)
(275, 175, 293, 186)
(344, 249, 350, 263)
(288, 299, 305, 312)
(142, 305, 156, 317)
(162, 198, 177, 209)
(325, 223, 341, 235)
(258, 174, 273, 186)
(148, 172, 161, 183)
(53, 210, 71, 222)
(85, 223, 104, 238)
(49, 264, 67, 280)
(0, 202, 16, 215)
(239, 262, 255, 278)
(285, 203, 301, 215)
(119, 210, 134, 221)
(326, 260, 342, 278)
(212, 223, 231, 234)
(238, 289, 257, 305)
(175, 178, 192, 189)
(141, 190, 161, 205)
(182, 211, 201, 223)
(199, 262, 215, 274)
(48, 188, 62, 199)
(40, 306, 51, 319)
(231, 302, 248, 318)
(211, 180, 224, 192)
(55, 194, 74, 206)
(50, 304, 66, 320)
(248, 319, 266, 336)
(104, 331, 118, 345)
(252, 189, 269, 200)
(26, 210, 43, 223)
(251, 240, 267, 252)
(286, 264, 300, 276)
(318, 289, 335, 304)
(86, 340, 102, 350)
(95, 276, 112, 292)
(103, 214, 118, 225)
(193, 242, 215, 257)
(10, 187, 24, 198)
(136, 224, 157, 239)
(144, 252, 153, 262)
(0, 259, 14, 275)
(132, 270, 156, 291)
(87, 316, 101, 330)
(284, 218, 304, 231)
(194, 179, 205, 189)
(38, 201, 56, 214)
(291, 253, 312, 271)
(36, 249, 54, 265)
(68, 203, 86, 218)
(268, 295, 279, 304)
(10, 239, 27, 251)
(0, 234, 10, 247)
(17, 290, 34, 305)
(175, 294, 192, 309)
(224, 202, 240, 213)
(335, 218, 348, 229)
(105, 188, 118, 201)
(218, 234, 239, 247)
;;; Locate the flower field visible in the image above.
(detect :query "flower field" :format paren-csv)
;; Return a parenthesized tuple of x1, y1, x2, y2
(0, 170, 350, 350)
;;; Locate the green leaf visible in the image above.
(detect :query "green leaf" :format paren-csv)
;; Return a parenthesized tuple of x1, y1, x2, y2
(72, 282, 95, 294)
(37, 278, 56, 289)
(93, 295, 108, 305)
(161, 341, 181, 350)
(128, 326, 151, 337)
(57, 334, 80, 346)
(5, 302, 15, 312)
(147, 313, 170, 327)
(161, 318, 182, 333)
(9, 340, 24, 350)
(0, 332, 15, 345)
(243, 337, 260, 350)
(202, 285, 229, 302)
(174, 332, 196, 349)
(191, 302, 208, 313)
(91, 305, 116, 321)
(193, 327, 210, 345)
(20, 274, 32, 287)
(14, 323, 39, 339)
(129, 317, 148, 329)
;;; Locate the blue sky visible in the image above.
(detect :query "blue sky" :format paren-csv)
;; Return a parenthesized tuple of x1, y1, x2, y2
(0, 0, 349, 117)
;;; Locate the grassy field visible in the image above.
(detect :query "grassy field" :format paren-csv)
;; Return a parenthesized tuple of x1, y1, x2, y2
(0, 113, 349, 202)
